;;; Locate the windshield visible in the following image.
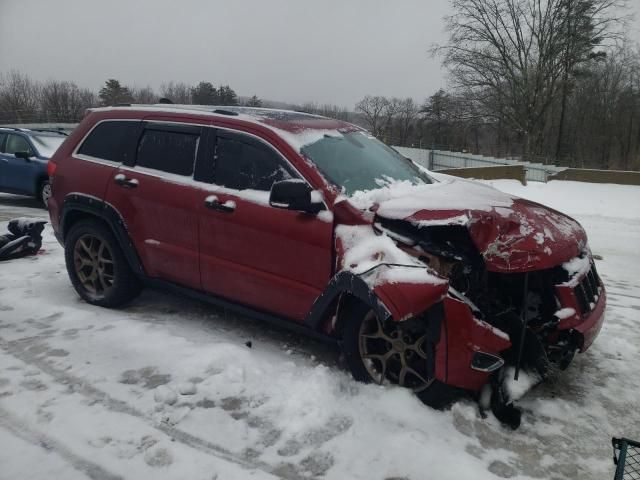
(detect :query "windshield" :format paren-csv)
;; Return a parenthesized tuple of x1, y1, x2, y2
(31, 135, 65, 157)
(301, 131, 431, 195)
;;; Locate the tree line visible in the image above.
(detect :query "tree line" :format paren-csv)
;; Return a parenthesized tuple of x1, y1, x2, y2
(429, 0, 640, 170)
(351, 1, 640, 170)
(0, 74, 260, 124)
(1, 0, 639, 170)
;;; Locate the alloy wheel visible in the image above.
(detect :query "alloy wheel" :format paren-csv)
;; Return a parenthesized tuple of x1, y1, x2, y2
(358, 311, 434, 392)
(41, 182, 52, 206)
(73, 234, 115, 299)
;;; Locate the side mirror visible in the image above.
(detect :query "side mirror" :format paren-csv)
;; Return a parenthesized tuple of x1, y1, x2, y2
(269, 179, 323, 214)
(14, 151, 32, 161)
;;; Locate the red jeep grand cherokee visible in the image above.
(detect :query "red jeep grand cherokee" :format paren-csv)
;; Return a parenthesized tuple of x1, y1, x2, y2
(47, 105, 606, 423)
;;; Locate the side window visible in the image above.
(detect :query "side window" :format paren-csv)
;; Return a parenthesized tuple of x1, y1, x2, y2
(0, 133, 6, 152)
(215, 136, 293, 191)
(78, 121, 138, 163)
(5, 134, 32, 155)
(136, 128, 199, 176)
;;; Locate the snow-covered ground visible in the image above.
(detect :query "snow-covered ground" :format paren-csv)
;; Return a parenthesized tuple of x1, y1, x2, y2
(0, 179, 639, 480)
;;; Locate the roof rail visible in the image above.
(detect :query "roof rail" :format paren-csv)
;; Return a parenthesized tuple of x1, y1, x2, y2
(30, 128, 69, 135)
(0, 126, 29, 132)
(212, 109, 239, 116)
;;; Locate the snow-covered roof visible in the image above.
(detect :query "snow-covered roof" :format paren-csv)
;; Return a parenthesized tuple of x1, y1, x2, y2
(89, 104, 360, 152)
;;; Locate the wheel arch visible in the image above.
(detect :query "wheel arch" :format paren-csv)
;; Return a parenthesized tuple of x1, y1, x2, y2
(60, 194, 146, 277)
(304, 271, 392, 335)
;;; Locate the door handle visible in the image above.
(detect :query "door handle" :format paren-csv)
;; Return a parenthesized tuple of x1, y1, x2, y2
(204, 195, 235, 213)
(0, 158, 8, 163)
(114, 173, 139, 188)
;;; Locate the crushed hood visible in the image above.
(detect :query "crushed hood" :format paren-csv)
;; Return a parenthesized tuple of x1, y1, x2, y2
(350, 178, 587, 272)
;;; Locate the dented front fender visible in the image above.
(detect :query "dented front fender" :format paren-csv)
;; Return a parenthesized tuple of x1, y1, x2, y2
(373, 276, 448, 322)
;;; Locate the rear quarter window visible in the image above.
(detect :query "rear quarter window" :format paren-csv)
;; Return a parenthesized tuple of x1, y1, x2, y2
(77, 121, 139, 163)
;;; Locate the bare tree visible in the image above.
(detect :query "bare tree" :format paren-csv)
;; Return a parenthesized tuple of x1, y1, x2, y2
(159, 81, 192, 104)
(569, 45, 640, 169)
(40, 80, 96, 122)
(0, 71, 41, 123)
(381, 97, 402, 140)
(299, 102, 350, 121)
(394, 98, 419, 145)
(436, 0, 625, 160)
(355, 95, 389, 137)
(554, 0, 628, 160)
(131, 86, 158, 104)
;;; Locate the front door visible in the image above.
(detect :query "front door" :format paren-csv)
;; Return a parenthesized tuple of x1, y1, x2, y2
(105, 122, 202, 290)
(0, 133, 38, 195)
(197, 129, 333, 321)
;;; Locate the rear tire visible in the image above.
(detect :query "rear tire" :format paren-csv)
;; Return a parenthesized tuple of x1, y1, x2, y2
(65, 219, 141, 307)
(38, 179, 51, 208)
(341, 301, 456, 407)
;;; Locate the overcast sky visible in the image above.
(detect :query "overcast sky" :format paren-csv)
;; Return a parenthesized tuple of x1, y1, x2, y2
(1, 0, 639, 109)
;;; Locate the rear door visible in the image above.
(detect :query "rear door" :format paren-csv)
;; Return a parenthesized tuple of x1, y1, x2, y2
(105, 121, 202, 289)
(196, 128, 334, 321)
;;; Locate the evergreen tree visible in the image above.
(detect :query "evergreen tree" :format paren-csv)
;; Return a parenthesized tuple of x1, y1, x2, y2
(191, 82, 218, 105)
(246, 95, 262, 107)
(98, 79, 133, 106)
(217, 85, 238, 106)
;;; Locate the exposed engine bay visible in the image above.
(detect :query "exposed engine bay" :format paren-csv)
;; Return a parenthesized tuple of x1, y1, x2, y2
(374, 215, 603, 427)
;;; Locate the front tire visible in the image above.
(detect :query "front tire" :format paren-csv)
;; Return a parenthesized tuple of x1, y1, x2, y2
(341, 302, 453, 406)
(64, 219, 141, 307)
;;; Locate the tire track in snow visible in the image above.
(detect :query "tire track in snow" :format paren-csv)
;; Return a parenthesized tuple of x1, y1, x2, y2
(0, 405, 122, 480)
(0, 336, 297, 480)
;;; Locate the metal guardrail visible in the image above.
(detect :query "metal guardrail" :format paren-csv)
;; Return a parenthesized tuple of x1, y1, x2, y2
(394, 147, 567, 183)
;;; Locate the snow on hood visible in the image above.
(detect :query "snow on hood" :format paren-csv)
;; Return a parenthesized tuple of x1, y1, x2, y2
(350, 178, 515, 215)
(348, 178, 587, 273)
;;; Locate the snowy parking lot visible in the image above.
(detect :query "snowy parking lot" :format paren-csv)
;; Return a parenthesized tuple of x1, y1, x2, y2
(0, 180, 639, 480)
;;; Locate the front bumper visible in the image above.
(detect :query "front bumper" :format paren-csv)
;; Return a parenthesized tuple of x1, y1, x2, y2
(435, 264, 607, 392)
(554, 260, 607, 352)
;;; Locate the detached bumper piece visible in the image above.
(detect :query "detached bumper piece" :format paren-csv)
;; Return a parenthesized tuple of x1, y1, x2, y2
(613, 437, 640, 480)
(0, 218, 47, 261)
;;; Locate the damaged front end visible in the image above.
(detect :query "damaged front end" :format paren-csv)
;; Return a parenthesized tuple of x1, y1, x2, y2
(372, 202, 606, 427)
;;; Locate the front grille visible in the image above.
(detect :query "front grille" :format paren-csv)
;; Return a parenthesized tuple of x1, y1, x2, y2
(573, 262, 601, 315)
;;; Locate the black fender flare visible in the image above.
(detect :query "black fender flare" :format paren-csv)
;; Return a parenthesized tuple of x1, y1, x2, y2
(303, 270, 392, 332)
(60, 193, 145, 276)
